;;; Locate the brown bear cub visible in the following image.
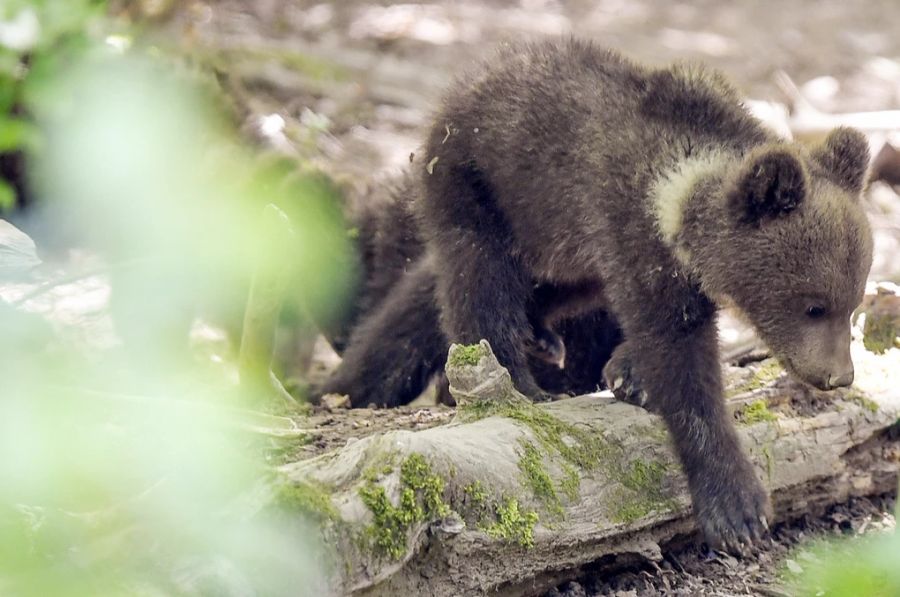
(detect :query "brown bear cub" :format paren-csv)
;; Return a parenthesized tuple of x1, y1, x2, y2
(417, 39, 873, 552)
(321, 171, 622, 407)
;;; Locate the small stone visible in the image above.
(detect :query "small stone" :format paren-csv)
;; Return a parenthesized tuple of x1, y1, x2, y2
(322, 393, 350, 411)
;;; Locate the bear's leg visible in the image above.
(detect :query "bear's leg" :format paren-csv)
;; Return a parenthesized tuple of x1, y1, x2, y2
(525, 323, 566, 368)
(527, 280, 611, 375)
(613, 321, 770, 553)
(318, 258, 447, 408)
(532, 279, 608, 325)
(434, 372, 454, 406)
(431, 226, 553, 400)
(422, 159, 554, 401)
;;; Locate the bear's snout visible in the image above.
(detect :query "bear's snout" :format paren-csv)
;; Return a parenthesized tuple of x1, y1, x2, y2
(796, 321, 855, 391)
(803, 366, 854, 391)
(826, 368, 854, 390)
(787, 352, 854, 391)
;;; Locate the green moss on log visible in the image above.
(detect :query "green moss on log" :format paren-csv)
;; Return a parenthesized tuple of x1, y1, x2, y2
(460, 393, 677, 524)
(727, 360, 784, 397)
(484, 497, 539, 548)
(273, 480, 338, 523)
(740, 399, 778, 424)
(518, 440, 563, 517)
(448, 343, 486, 367)
(846, 389, 879, 413)
(560, 462, 580, 502)
(464, 481, 488, 512)
(611, 459, 676, 524)
(358, 453, 451, 560)
(459, 397, 610, 471)
(862, 309, 899, 355)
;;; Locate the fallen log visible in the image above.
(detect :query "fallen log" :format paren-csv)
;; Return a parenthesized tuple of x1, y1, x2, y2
(279, 318, 900, 596)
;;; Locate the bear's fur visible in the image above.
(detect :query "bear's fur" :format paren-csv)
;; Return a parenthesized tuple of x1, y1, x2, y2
(416, 39, 873, 551)
(320, 171, 623, 407)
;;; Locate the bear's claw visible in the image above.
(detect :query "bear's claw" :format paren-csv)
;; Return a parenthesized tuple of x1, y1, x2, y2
(694, 465, 772, 556)
(527, 327, 566, 369)
(603, 348, 649, 408)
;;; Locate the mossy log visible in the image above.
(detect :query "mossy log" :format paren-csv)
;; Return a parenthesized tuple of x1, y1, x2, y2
(280, 337, 900, 597)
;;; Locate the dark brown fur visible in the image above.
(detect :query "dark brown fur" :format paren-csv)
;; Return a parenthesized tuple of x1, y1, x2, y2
(416, 39, 872, 551)
(319, 172, 622, 407)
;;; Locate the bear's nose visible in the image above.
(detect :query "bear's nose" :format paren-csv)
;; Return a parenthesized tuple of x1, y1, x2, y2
(827, 369, 854, 389)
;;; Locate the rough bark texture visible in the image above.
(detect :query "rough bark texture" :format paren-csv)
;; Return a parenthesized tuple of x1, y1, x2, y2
(280, 334, 900, 597)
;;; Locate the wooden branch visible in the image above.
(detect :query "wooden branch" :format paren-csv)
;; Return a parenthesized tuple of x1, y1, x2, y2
(280, 319, 900, 596)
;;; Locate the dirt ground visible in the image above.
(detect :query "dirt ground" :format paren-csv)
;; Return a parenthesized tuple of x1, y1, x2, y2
(546, 493, 897, 597)
(167, 2, 900, 595)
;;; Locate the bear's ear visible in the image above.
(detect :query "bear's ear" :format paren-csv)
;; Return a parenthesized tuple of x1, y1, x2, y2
(811, 127, 870, 194)
(728, 146, 807, 225)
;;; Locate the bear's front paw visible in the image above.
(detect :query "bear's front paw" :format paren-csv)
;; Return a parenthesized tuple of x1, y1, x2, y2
(602, 345, 649, 408)
(526, 327, 566, 369)
(693, 467, 772, 555)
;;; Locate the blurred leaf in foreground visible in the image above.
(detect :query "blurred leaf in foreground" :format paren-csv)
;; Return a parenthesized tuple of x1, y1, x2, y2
(0, 34, 350, 596)
(787, 527, 900, 597)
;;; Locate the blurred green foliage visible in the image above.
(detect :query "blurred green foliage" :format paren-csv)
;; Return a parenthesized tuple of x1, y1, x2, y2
(1, 0, 110, 210)
(0, 2, 354, 595)
(788, 530, 900, 596)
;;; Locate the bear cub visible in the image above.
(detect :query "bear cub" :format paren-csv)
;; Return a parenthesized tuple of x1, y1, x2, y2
(321, 171, 621, 407)
(417, 39, 873, 552)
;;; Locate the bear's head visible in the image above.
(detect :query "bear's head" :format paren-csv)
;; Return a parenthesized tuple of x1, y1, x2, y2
(694, 128, 874, 390)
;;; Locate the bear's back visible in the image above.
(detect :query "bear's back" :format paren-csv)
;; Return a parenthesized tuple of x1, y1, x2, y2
(437, 39, 770, 172)
(420, 40, 773, 281)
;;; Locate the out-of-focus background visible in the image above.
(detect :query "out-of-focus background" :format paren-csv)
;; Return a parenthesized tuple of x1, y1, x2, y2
(184, 0, 900, 162)
(181, 0, 900, 277)
(1, 1, 898, 596)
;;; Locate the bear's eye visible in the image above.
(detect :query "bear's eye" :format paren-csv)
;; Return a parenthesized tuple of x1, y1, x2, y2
(805, 305, 827, 319)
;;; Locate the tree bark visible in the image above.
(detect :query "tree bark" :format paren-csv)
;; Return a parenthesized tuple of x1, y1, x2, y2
(281, 330, 900, 596)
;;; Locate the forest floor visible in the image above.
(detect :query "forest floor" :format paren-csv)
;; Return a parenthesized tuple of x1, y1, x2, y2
(109, 1, 900, 594)
(551, 493, 896, 597)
